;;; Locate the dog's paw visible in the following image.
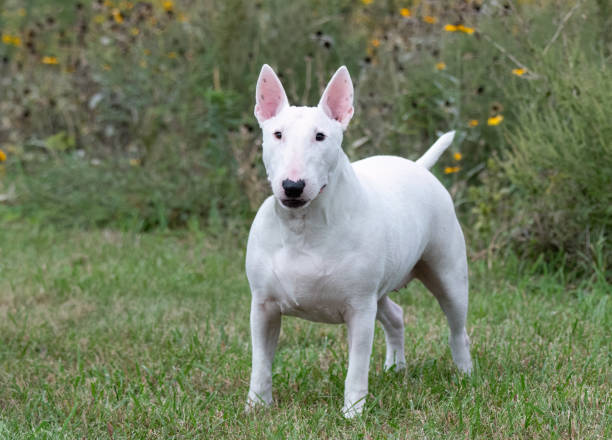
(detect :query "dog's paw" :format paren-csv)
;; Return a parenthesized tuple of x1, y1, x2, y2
(342, 397, 366, 419)
(456, 358, 473, 375)
(450, 331, 473, 374)
(245, 392, 273, 413)
(384, 361, 406, 372)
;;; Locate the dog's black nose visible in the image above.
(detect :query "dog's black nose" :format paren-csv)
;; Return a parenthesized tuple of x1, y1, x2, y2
(282, 179, 305, 198)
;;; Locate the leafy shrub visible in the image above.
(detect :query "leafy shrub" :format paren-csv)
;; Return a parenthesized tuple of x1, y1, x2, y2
(463, 0, 612, 274)
(0, 0, 610, 277)
(503, 56, 612, 270)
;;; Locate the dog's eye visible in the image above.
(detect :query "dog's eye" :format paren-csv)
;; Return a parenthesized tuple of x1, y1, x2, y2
(315, 132, 326, 141)
(274, 131, 282, 140)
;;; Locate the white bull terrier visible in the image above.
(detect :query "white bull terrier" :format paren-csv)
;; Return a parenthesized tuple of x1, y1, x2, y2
(245, 65, 472, 418)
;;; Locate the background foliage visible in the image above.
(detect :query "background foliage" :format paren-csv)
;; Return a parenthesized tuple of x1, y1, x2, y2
(0, 0, 610, 276)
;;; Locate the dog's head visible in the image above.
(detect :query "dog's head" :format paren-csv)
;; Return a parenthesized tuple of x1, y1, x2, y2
(254, 65, 354, 210)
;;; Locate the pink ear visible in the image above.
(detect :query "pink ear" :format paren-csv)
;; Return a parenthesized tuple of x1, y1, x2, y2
(318, 66, 354, 130)
(254, 64, 289, 125)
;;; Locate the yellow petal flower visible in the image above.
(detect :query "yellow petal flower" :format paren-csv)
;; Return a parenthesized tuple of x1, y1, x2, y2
(0, 149, 7, 162)
(435, 61, 446, 70)
(512, 68, 527, 76)
(361, 0, 373, 4)
(42, 56, 59, 65)
(454, 152, 463, 161)
(371, 38, 380, 48)
(2, 34, 13, 45)
(163, 1, 174, 11)
(131, 27, 140, 36)
(444, 24, 458, 32)
(457, 25, 475, 34)
(423, 16, 437, 24)
(400, 8, 411, 17)
(112, 9, 124, 23)
(468, 119, 479, 127)
(487, 115, 504, 126)
(444, 166, 460, 174)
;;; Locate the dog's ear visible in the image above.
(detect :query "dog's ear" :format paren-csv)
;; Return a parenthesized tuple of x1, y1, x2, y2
(318, 66, 354, 130)
(254, 64, 289, 126)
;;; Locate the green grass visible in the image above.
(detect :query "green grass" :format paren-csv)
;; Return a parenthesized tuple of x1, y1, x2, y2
(0, 225, 609, 439)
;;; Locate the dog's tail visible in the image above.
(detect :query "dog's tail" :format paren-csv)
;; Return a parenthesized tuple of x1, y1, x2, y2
(415, 131, 456, 170)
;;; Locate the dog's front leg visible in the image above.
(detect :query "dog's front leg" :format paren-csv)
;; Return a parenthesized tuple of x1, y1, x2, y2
(246, 298, 281, 411)
(342, 304, 377, 418)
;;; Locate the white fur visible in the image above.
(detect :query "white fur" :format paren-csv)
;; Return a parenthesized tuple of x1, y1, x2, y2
(246, 65, 472, 418)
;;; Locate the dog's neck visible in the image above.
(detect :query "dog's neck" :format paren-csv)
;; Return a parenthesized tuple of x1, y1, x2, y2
(273, 153, 366, 246)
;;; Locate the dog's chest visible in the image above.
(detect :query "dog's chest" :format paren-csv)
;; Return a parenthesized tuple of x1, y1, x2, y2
(269, 246, 368, 324)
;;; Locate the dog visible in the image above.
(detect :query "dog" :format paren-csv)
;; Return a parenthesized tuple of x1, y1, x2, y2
(245, 65, 472, 418)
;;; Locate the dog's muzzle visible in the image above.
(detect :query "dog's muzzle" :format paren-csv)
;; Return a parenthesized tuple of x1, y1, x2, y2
(281, 179, 307, 208)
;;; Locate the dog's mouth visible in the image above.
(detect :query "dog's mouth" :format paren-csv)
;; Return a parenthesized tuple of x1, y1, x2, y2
(279, 184, 327, 209)
(281, 199, 308, 208)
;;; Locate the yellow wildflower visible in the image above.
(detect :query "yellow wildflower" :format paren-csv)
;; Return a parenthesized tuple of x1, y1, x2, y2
(112, 8, 124, 23)
(512, 68, 527, 76)
(131, 27, 140, 36)
(444, 24, 458, 32)
(0, 149, 6, 162)
(468, 119, 479, 127)
(444, 166, 460, 174)
(454, 152, 463, 161)
(400, 8, 411, 17)
(423, 16, 437, 24)
(93, 14, 105, 24)
(163, 1, 174, 11)
(103, 64, 111, 71)
(361, 0, 373, 4)
(457, 25, 475, 34)
(167, 51, 177, 59)
(129, 158, 140, 166)
(371, 38, 380, 48)
(104, 0, 115, 7)
(1, 34, 20, 46)
(42, 56, 59, 65)
(487, 115, 504, 126)
(435, 61, 446, 70)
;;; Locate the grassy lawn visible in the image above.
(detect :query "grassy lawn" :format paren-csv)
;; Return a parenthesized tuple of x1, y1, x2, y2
(0, 225, 609, 439)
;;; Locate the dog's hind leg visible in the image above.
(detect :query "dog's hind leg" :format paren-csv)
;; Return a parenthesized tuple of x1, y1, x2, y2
(376, 295, 406, 371)
(415, 245, 473, 374)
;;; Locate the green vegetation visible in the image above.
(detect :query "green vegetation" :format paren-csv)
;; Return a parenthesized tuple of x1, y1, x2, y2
(0, 0, 610, 272)
(0, 225, 610, 438)
(0, 1, 610, 437)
